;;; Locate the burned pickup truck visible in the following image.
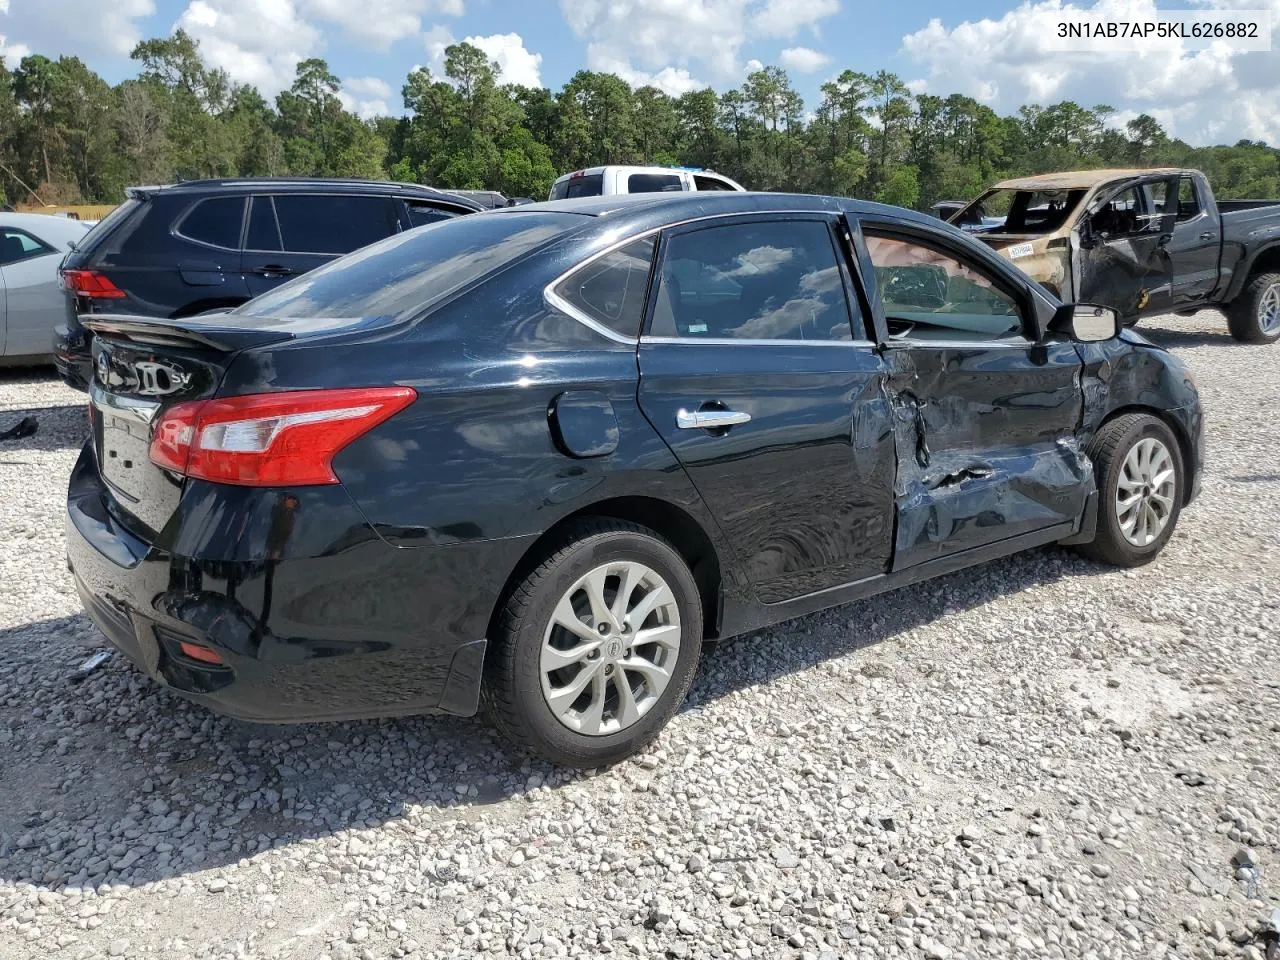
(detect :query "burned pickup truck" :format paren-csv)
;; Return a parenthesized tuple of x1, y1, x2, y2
(948, 168, 1280, 343)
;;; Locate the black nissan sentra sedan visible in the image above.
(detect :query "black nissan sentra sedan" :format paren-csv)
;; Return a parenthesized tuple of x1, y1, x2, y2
(67, 192, 1203, 767)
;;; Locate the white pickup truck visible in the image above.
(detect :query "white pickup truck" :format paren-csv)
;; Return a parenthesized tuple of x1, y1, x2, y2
(548, 165, 745, 200)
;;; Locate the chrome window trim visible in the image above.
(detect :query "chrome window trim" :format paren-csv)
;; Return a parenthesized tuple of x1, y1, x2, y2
(642, 336, 876, 347)
(889, 339, 1033, 350)
(542, 208, 857, 344)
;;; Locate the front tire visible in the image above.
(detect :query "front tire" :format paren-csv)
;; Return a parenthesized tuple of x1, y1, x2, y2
(483, 519, 704, 768)
(1226, 272, 1280, 344)
(1075, 414, 1184, 567)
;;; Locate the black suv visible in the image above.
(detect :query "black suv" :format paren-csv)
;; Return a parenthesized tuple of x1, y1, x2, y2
(54, 178, 482, 390)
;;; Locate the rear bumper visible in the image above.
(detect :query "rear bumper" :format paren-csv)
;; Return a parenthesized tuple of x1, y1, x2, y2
(65, 443, 518, 723)
(53, 323, 92, 392)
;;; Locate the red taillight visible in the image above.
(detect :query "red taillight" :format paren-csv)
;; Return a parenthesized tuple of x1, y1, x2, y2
(61, 269, 126, 299)
(148, 387, 417, 487)
(178, 642, 224, 665)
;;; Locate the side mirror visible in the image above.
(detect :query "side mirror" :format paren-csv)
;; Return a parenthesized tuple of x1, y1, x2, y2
(1050, 303, 1120, 342)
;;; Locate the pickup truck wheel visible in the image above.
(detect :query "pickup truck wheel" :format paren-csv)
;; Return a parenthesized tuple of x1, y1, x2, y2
(1075, 414, 1184, 568)
(482, 519, 703, 768)
(1226, 272, 1280, 344)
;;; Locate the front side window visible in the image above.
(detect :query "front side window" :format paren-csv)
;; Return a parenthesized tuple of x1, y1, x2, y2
(176, 197, 246, 249)
(272, 195, 397, 255)
(865, 232, 1023, 342)
(649, 220, 855, 341)
(553, 237, 655, 338)
(1090, 185, 1165, 239)
(0, 229, 54, 266)
(628, 173, 683, 193)
(406, 201, 460, 229)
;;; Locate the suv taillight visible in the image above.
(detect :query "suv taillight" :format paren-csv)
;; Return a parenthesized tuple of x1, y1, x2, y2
(61, 269, 126, 299)
(149, 387, 417, 486)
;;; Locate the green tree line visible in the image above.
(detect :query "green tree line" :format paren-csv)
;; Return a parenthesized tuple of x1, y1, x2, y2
(2, 30, 1278, 210)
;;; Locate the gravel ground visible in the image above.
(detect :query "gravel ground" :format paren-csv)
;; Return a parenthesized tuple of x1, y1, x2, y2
(1, 311, 1278, 960)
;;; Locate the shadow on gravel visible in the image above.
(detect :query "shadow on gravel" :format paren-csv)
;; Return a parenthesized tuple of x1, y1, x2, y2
(1132, 324, 1241, 350)
(0, 545, 1094, 889)
(0, 402, 88, 454)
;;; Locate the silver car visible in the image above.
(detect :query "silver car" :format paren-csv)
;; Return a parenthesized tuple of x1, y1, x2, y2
(1, 212, 91, 364)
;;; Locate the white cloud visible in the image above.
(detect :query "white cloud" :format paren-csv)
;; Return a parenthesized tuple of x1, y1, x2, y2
(299, 0, 462, 51)
(901, 0, 1280, 145)
(340, 75, 394, 118)
(750, 0, 838, 38)
(745, 58, 764, 73)
(778, 46, 830, 73)
(423, 23, 455, 69)
(0, 0, 154, 61)
(587, 49, 703, 95)
(561, 0, 840, 88)
(176, 0, 322, 97)
(466, 32, 542, 88)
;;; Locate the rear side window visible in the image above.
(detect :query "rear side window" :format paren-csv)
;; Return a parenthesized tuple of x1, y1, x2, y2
(649, 220, 855, 341)
(553, 237, 656, 338)
(694, 175, 736, 192)
(550, 175, 604, 200)
(272, 195, 398, 255)
(234, 212, 581, 321)
(1177, 177, 1201, 221)
(246, 196, 282, 251)
(405, 201, 460, 229)
(628, 173, 682, 193)
(176, 197, 246, 249)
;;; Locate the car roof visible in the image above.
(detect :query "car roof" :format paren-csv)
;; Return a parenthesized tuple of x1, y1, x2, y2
(508, 191, 943, 230)
(127, 178, 484, 209)
(0, 211, 93, 241)
(551, 165, 737, 183)
(990, 168, 1190, 191)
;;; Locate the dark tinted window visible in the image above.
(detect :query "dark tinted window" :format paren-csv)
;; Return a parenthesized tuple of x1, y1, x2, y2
(628, 173, 682, 193)
(694, 175, 736, 191)
(246, 196, 281, 251)
(1177, 176, 1201, 221)
(73, 198, 140, 252)
(0, 229, 53, 265)
(273, 195, 397, 255)
(177, 197, 245, 249)
(550, 174, 603, 200)
(650, 220, 854, 341)
(406, 201, 460, 228)
(554, 237, 655, 338)
(235, 212, 580, 321)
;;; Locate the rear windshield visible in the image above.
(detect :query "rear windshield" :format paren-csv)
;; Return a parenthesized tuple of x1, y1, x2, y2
(233, 211, 582, 321)
(957, 188, 1086, 235)
(550, 175, 604, 201)
(72, 198, 141, 252)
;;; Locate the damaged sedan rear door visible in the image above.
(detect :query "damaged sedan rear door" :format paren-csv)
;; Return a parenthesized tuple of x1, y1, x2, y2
(846, 214, 1093, 571)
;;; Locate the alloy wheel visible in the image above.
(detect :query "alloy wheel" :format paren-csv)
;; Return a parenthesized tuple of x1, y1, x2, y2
(1116, 437, 1177, 547)
(1259, 282, 1280, 335)
(540, 561, 681, 736)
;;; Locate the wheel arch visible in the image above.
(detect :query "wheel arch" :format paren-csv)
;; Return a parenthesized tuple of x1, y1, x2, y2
(486, 496, 725, 649)
(1091, 405, 1196, 505)
(1227, 242, 1280, 301)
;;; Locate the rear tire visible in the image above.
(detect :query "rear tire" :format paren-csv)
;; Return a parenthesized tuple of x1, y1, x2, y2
(482, 519, 703, 768)
(1226, 272, 1280, 344)
(1075, 414, 1184, 568)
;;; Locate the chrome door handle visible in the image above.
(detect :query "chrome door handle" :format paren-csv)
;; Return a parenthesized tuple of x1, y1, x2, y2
(1199, 231, 1216, 240)
(676, 408, 751, 430)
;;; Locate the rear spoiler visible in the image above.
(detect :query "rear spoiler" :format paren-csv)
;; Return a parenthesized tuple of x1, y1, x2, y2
(81, 313, 296, 352)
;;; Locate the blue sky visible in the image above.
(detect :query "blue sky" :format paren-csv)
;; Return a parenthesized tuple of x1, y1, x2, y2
(2, 0, 1279, 144)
